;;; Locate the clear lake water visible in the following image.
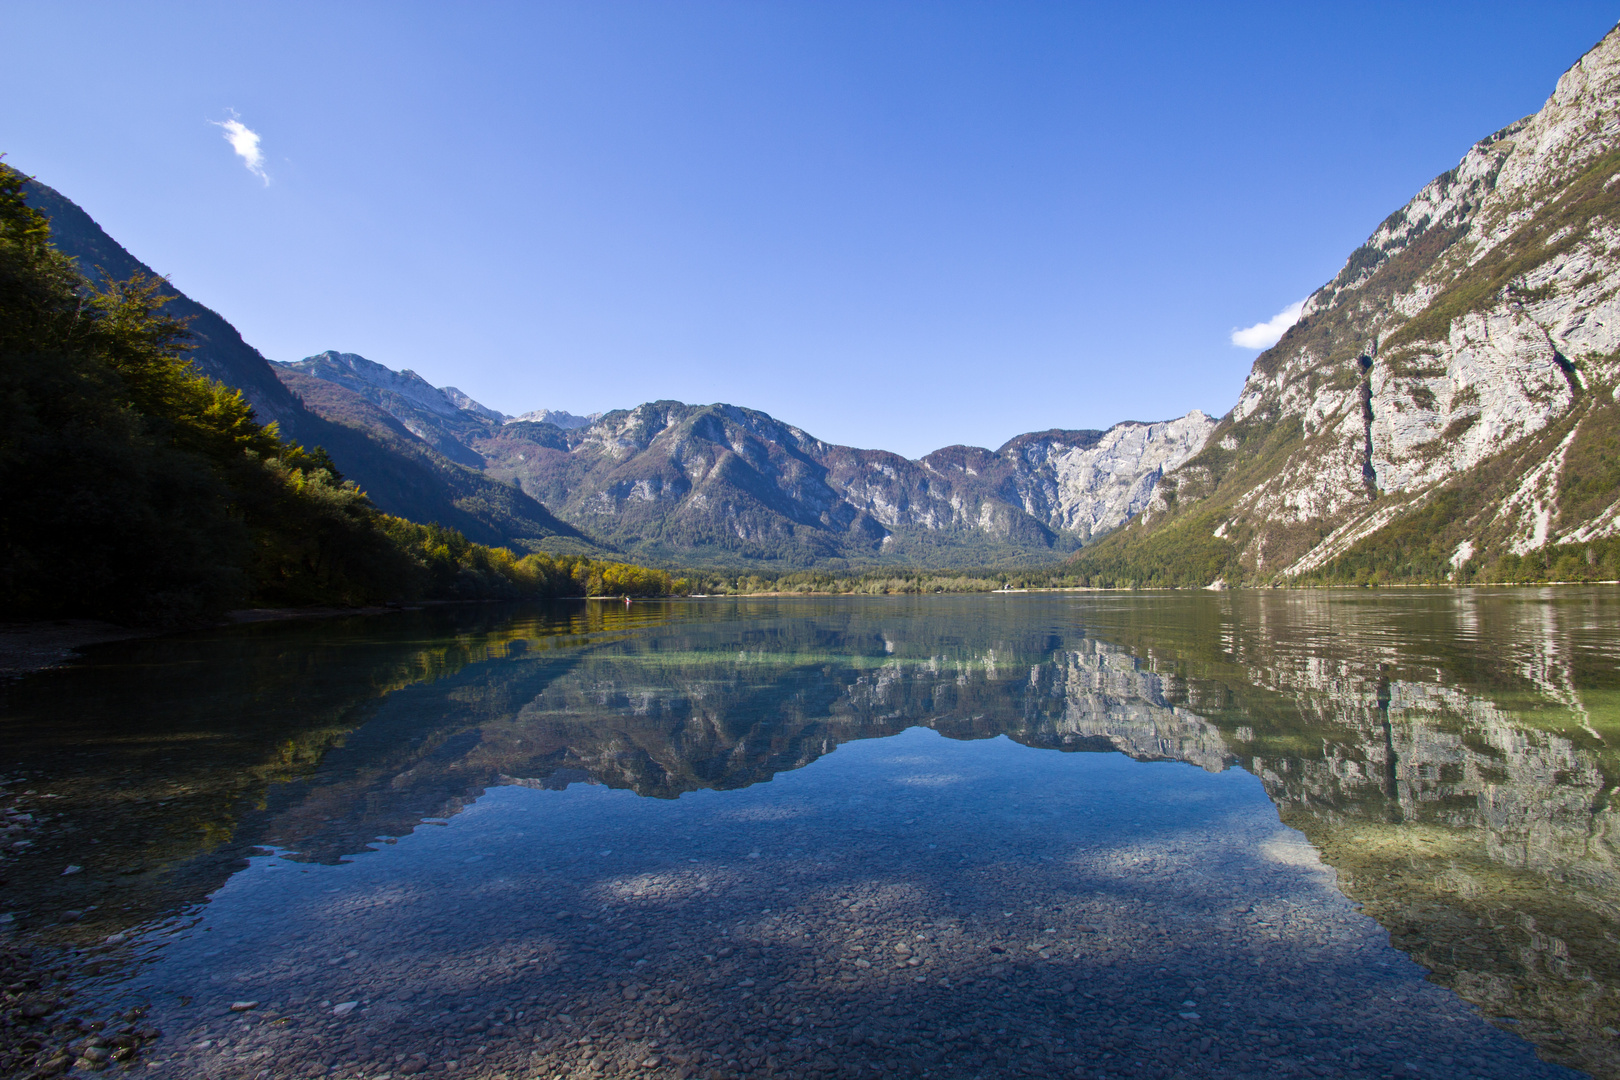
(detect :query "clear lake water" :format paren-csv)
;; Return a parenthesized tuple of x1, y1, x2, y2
(2, 590, 1618, 1079)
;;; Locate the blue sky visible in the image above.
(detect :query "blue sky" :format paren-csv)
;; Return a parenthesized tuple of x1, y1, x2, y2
(5, 2, 1617, 457)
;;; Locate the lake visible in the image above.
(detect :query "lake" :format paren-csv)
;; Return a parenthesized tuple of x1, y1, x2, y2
(1, 590, 1617, 1080)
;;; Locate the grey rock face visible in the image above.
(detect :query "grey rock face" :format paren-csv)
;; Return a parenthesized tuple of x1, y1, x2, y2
(1136, 25, 1620, 579)
(508, 408, 596, 430)
(441, 387, 508, 423)
(281, 351, 469, 419)
(996, 412, 1218, 540)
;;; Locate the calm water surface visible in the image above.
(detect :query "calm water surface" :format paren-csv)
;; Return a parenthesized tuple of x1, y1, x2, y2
(2, 591, 1618, 1080)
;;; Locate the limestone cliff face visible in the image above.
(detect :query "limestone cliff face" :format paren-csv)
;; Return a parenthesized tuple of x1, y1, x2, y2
(1118, 25, 1620, 582)
(993, 412, 1217, 540)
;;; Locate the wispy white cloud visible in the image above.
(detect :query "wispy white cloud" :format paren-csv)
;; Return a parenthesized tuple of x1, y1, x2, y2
(1230, 299, 1305, 349)
(211, 111, 268, 184)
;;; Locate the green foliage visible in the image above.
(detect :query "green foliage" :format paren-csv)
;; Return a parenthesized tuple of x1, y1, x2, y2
(2, 162, 250, 620)
(1296, 494, 1467, 586)
(1064, 512, 1241, 588)
(1558, 392, 1620, 529)
(1340, 243, 1385, 282)
(1174, 410, 1304, 500)
(1481, 538, 1620, 584)
(0, 159, 674, 622)
(676, 532, 1253, 594)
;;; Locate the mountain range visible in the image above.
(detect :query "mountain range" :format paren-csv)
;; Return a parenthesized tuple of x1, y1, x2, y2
(20, 178, 1217, 569)
(273, 352, 1216, 568)
(22, 24, 1620, 580)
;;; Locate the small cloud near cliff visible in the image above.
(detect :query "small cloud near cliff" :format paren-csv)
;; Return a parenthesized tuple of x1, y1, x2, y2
(211, 111, 268, 185)
(1230, 299, 1305, 349)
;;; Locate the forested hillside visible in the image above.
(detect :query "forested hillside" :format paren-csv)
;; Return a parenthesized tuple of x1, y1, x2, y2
(0, 162, 678, 622)
(21, 179, 591, 555)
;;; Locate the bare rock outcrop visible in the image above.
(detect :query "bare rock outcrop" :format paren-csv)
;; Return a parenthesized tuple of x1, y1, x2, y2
(1110, 24, 1620, 582)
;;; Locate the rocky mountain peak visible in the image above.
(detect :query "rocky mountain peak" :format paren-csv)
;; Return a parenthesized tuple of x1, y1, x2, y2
(279, 351, 493, 421)
(508, 408, 595, 430)
(469, 397, 1216, 566)
(275, 351, 507, 469)
(1092, 23, 1620, 585)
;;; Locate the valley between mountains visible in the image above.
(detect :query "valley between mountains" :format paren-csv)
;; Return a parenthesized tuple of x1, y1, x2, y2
(277, 351, 1218, 569)
(20, 181, 1221, 571)
(20, 26, 1620, 585)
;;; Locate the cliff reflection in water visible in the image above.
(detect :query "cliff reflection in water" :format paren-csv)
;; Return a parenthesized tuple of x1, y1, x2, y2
(1108, 589, 1620, 1077)
(2, 590, 1617, 1075)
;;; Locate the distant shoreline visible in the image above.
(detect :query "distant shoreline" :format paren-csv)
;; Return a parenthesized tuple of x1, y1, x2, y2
(7, 580, 1616, 680)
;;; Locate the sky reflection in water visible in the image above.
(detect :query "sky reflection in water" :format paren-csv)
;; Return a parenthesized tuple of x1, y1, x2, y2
(2, 590, 1616, 1080)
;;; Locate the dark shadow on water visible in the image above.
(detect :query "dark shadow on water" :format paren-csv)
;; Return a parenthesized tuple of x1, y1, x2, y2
(1, 591, 1616, 1078)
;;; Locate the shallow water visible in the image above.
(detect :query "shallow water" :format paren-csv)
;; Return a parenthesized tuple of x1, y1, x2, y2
(2, 590, 1618, 1079)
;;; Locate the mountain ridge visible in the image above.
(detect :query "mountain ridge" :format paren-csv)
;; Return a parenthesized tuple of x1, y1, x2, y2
(282, 353, 1219, 568)
(1074, 23, 1620, 586)
(21, 176, 1218, 570)
(19, 179, 310, 430)
(23, 27, 1620, 583)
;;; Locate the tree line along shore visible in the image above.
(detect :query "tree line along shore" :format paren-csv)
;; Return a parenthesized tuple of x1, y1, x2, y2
(5, 157, 1614, 632)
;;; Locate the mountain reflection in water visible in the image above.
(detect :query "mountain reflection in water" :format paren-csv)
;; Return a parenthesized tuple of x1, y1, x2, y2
(0, 590, 1616, 1078)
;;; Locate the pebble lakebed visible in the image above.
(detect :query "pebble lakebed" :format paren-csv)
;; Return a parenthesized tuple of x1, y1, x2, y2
(70, 730, 1572, 1080)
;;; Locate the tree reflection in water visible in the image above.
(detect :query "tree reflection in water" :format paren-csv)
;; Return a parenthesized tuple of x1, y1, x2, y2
(0, 590, 1614, 1078)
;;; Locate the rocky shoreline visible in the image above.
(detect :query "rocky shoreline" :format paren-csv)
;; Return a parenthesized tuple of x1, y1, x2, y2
(0, 783, 164, 1078)
(0, 942, 162, 1079)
